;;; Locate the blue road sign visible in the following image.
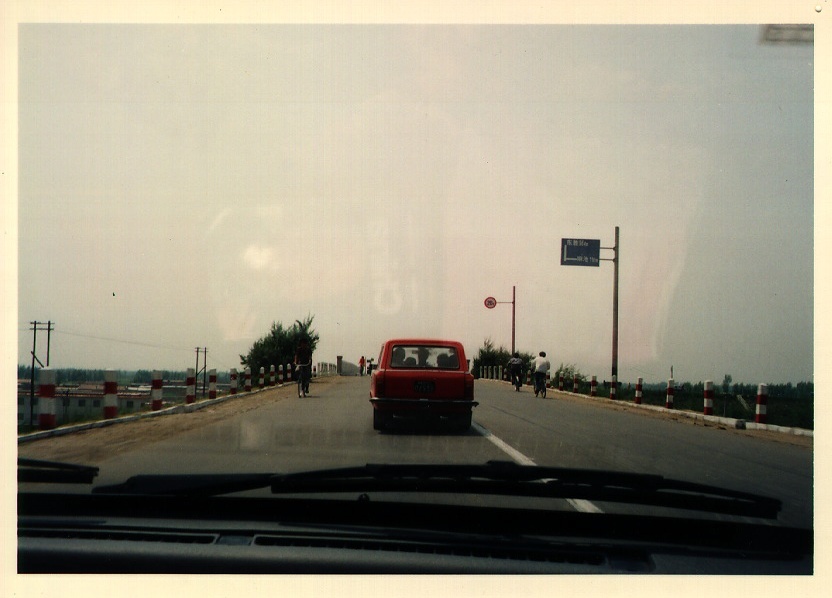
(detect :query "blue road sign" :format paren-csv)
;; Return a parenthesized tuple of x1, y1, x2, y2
(561, 238, 601, 266)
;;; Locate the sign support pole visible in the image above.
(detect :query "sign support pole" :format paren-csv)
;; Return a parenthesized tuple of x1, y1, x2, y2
(563, 228, 619, 381)
(612, 226, 619, 379)
(512, 285, 516, 355)
(483, 286, 516, 355)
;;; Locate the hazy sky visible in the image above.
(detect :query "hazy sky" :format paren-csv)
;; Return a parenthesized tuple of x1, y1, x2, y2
(9, 6, 820, 385)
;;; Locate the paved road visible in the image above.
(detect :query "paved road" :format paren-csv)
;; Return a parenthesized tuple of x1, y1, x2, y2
(83, 376, 812, 528)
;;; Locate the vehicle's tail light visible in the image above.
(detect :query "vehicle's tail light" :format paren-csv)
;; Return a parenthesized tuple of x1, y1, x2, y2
(464, 374, 474, 400)
(373, 371, 386, 398)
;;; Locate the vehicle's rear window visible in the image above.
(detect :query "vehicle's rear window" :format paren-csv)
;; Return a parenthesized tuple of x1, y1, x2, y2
(389, 346, 459, 369)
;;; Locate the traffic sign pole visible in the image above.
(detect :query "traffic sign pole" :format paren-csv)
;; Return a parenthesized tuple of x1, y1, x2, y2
(561, 227, 619, 381)
(484, 286, 516, 355)
(612, 226, 619, 378)
(512, 285, 516, 355)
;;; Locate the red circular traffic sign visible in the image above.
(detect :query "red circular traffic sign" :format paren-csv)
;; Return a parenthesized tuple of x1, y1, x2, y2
(484, 296, 497, 309)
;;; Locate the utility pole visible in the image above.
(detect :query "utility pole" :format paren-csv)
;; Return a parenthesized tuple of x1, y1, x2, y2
(28, 321, 53, 426)
(195, 347, 208, 397)
(202, 347, 208, 397)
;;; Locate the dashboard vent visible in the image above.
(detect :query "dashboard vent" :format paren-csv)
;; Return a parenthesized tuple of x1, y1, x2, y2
(19, 528, 216, 545)
(253, 534, 612, 566)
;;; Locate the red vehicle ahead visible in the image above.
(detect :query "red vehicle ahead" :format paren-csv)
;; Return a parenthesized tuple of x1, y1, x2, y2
(369, 339, 477, 432)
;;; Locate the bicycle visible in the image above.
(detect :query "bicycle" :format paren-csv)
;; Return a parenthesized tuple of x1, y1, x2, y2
(512, 371, 523, 392)
(534, 373, 547, 398)
(295, 362, 311, 398)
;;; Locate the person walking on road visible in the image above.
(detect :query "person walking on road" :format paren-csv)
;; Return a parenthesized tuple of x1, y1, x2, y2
(359, 356, 366, 376)
(507, 352, 523, 391)
(531, 351, 551, 398)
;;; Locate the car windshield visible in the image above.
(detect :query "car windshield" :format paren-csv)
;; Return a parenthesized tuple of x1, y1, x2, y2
(9, 1, 820, 588)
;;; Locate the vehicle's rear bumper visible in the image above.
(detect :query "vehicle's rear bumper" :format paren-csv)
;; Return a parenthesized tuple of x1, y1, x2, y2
(370, 398, 478, 413)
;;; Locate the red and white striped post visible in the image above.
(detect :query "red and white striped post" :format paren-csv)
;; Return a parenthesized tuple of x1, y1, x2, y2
(610, 375, 617, 400)
(278, 365, 284, 382)
(755, 384, 768, 424)
(285, 363, 291, 383)
(151, 371, 163, 411)
(546, 371, 551, 388)
(209, 369, 217, 399)
(37, 368, 57, 430)
(558, 375, 564, 391)
(244, 367, 252, 392)
(313, 365, 318, 378)
(573, 374, 579, 393)
(229, 368, 237, 395)
(186, 368, 196, 403)
(590, 375, 597, 396)
(635, 377, 643, 404)
(103, 370, 118, 419)
(703, 380, 715, 415)
(259, 367, 265, 389)
(666, 379, 675, 409)
(270, 365, 276, 386)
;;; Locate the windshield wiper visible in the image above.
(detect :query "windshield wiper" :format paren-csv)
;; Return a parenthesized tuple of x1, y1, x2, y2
(18, 458, 99, 485)
(270, 461, 783, 519)
(89, 461, 782, 519)
(93, 473, 277, 497)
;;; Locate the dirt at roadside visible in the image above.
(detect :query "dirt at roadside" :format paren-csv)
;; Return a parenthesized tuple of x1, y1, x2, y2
(18, 376, 344, 465)
(549, 388, 813, 448)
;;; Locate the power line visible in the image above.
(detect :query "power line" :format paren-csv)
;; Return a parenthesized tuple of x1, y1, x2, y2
(53, 329, 195, 352)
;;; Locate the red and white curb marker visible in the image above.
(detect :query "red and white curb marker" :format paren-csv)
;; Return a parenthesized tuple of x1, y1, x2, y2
(103, 370, 119, 419)
(665, 379, 675, 409)
(209, 369, 217, 399)
(186, 368, 196, 403)
(37, 368, 57, 430)
(278, 365, 284, 382)
(590, 375, 597, 396)
(270, 365, 276, 386)
(635, 377, 643, 405)
(259, 367, 265, 389)
(285, 363, 291, 383)
(245, 367, 252, 392)
(610, 375, 617, 400)
(703, 380, 715, 415)
(546, 371, 551, 388)
(151, 371, 163, 411)
(573, 375, 579, 393)
(558, 374, 564, 391)
(229, 368, 237, 395)
(313, 365, 318, 378)
(756, 384, 768, 424)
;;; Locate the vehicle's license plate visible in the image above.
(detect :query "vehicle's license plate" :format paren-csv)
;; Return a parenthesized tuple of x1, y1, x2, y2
(413, 381, 435, 393)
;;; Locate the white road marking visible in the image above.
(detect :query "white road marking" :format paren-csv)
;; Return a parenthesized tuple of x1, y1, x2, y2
(472, 422, 604, 514)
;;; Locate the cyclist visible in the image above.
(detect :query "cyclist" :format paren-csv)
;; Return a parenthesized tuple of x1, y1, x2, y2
(507, 352, 523, 392)
(294, 338, 313, 397)
(531, 351, 551, 398)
